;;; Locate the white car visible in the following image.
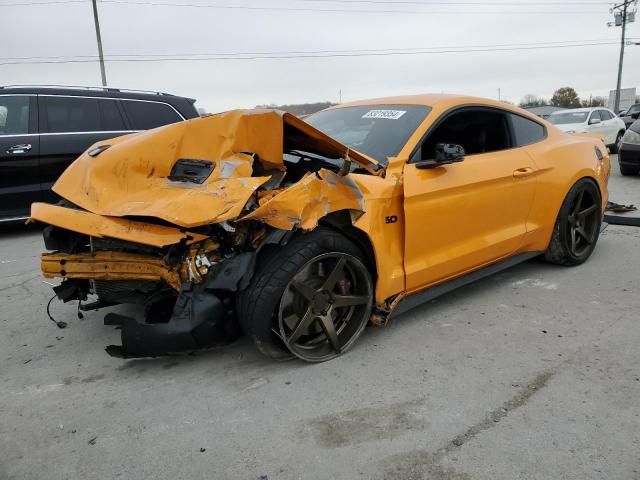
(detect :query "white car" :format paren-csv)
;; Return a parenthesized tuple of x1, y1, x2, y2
(547, 107, 627, 153)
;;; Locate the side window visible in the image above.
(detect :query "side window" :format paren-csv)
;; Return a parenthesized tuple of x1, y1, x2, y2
(98, 99, 126, 131)
(0, 96, 30, 135)
(600, 110, 613, 121)
(43, 96, 101, 133)
(589, 110, 602, 123)
(121, 101, 182, 130)
(509, 113, 546, 147)
(421, 109, 511, 159)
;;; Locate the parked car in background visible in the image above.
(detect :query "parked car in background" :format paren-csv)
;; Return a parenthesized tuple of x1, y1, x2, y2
(547, 107, 626, 153)
(619, 103, 640, 128)
(619, 119, 640, 176)
(0, 85, 199, 223)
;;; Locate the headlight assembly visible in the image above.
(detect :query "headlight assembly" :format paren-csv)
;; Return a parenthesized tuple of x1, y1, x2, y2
(622, 129, 640, 145)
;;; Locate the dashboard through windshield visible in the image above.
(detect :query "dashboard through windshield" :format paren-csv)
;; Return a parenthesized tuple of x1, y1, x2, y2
(305, 104, 431, 164)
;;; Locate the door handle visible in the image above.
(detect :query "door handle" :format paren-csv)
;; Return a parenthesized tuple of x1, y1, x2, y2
(6, 143, 32, 154)
(513, 167, 534, 178)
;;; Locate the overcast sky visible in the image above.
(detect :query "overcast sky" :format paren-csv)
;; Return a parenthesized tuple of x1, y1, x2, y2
(1, 0, 639, 112)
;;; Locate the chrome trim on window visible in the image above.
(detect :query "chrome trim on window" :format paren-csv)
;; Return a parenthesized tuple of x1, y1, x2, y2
(0, 130, 138, 138)
(37, 94, 186, 120)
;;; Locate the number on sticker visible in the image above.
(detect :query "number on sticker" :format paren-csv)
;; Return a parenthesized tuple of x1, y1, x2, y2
(362, 110, 407, 120)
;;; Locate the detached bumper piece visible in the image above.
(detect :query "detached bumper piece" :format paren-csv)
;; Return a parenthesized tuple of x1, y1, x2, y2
(104, 284, 238, 358)
(41, 251, 241, 358)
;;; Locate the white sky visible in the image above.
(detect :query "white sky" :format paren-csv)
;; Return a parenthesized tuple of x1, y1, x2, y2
(1, 0, 639, 112)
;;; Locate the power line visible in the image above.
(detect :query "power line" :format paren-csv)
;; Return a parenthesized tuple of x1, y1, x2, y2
(0, 0, 85, 5)
(2, 38, 630, 61)
(300, 0, 610, 4)
(0, 0, 608, 13)
(97, 0, 605, 14)
(0, 40, 624, 66)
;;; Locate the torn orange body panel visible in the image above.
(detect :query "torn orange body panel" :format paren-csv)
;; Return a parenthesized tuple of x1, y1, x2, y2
(41, 251, 182, 290)
(51, 109, 380, 229)
(31, 203, 208, 248)
(243, 168, 365, 230)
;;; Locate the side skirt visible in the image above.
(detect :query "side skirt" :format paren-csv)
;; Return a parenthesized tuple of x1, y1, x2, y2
(392, 251, 542, 318)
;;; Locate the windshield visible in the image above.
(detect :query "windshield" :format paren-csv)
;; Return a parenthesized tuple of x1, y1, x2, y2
(305, 105, 430, 164)
(626, 105, 640, 115)
(547, 111, 588, 125)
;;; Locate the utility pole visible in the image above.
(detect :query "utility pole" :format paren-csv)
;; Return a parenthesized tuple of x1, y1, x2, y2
(92, 0, 107, 87)
(610, 0, 637, 112)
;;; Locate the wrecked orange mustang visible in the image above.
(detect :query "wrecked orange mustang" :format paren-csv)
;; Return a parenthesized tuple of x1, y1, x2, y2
(31, 94, 610, 362)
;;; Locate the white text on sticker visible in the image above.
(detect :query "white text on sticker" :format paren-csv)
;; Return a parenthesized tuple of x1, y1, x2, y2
(362, 110, 406, 120)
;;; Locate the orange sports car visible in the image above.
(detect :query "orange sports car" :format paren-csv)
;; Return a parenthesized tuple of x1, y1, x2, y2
(31, 94, 610, 362)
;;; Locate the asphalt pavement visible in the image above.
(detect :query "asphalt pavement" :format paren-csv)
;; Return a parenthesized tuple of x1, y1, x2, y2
(1, 155, 639, 480)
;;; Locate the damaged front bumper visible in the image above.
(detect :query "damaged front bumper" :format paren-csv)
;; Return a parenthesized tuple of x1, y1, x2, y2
(38, 213, 291, 358)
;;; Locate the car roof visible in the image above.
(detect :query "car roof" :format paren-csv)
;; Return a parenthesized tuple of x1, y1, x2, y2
(549, 107, 608, 114)
(0, 85, 195, 104)
(333, 93, 548, 117)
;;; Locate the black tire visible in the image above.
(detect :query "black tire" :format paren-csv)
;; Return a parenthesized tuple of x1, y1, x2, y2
(544, 178, 601, 266)
(609, 131, 624, 154)
(620, 164, 639, 176)
(237, 227, 374, 362)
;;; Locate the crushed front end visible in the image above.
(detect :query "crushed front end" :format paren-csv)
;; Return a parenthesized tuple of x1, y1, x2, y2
(31, 109, 380, 358)
(38, 208, 290, 358)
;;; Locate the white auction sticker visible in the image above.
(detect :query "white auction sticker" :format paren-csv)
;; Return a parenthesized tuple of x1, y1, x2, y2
(362, 109, 406, 120)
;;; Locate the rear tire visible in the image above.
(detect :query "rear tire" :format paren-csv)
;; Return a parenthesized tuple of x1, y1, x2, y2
(237, 227, 374, 362)
(544, 178, 601, 266)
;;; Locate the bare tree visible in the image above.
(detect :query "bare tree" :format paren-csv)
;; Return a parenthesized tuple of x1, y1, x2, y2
(519, 94, 547, 108)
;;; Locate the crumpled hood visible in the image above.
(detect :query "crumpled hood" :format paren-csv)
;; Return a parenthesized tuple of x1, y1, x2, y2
(52, 109, 381, 229)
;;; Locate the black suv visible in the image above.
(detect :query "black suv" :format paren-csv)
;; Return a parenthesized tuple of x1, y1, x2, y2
(619, 103, 640, 128)
(0, 85, 199, 222)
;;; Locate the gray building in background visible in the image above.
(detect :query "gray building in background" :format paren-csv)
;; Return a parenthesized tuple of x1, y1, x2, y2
(524, 105, 567, 119)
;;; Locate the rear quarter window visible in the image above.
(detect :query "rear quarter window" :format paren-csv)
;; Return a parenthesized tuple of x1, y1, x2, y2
(510, 113, 546, 147)
(121, 101, 182, 130)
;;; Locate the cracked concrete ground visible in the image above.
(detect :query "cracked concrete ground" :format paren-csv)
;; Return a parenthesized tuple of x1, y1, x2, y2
(1, 155, 639, 480)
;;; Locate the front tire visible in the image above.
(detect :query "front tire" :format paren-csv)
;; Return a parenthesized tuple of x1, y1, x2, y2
(237, 228, 374, 362)
(610, 131, 624, 154)
(544, 178, 601, 266)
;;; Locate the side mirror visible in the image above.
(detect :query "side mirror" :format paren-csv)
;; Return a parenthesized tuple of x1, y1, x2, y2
(589, 117, 601, 125)
(415, 143, 466, 169)
(631, 112, 640, 120)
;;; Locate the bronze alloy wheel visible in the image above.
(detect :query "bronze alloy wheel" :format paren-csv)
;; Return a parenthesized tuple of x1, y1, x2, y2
(278, 252, 373, 362)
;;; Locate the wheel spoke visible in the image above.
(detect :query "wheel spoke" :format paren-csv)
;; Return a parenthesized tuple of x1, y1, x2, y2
(576, 227, 593, 245)
(332, 294, 369, 308)
(318, 314, 341, 352)
(578, 204, 597, 218)
(287, 308, 316, 344)
(573, 189, 585, 215)
(570, 227, 578, 252)
(290, 280, 317, 301)
(322, 257, 346, 290)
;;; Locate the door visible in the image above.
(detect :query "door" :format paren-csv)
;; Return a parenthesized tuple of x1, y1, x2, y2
(598, 110, 617, 144)
(0, 95, 41, 220)
(403, 108, 539, 291)
(587, 110, 609, 142)
(38, 95, 130, 204)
